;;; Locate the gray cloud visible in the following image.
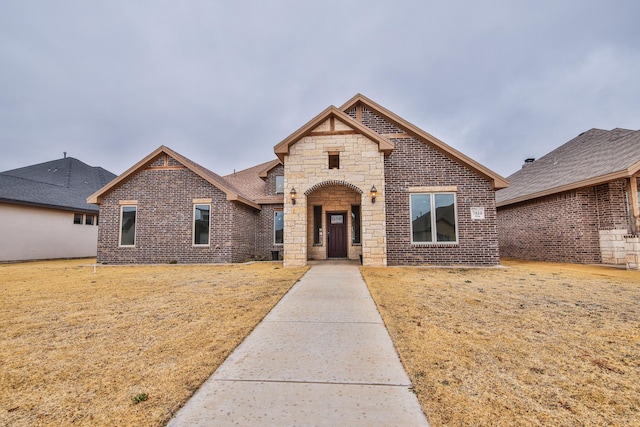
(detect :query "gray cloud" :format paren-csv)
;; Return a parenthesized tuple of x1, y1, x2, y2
(1, 0, 638, 178)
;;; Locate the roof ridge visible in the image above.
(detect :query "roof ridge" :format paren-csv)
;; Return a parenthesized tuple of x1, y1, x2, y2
(0, 173, 67, 188)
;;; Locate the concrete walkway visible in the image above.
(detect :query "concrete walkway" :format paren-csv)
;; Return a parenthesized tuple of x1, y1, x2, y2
(167, 262, 429, 426)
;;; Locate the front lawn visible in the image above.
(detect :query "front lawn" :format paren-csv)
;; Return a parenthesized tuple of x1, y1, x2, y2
(0, 259, 307, 426)
(362, 260, 640, 426)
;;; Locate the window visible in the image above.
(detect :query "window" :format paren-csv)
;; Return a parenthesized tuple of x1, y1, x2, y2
(120, 206, 137, 246)
(73, 213, 83, 224)
(313, 205, 322, 245)
(275, 176, 284, 194)
(274, 210, 284, 245)
(410, 193, 457, 243)
(85, 215, 94, 225)
(351, 205, 361, 244)
(193, 204, 210, 245)
(329, 153, 340, 169)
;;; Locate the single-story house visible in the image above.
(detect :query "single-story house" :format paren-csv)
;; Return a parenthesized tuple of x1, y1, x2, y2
(496, 128, 640, 269)
(88, 94, 508, 267)
(0, 155, 116, 262)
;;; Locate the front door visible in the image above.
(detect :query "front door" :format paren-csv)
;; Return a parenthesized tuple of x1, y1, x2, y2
(327, 212, 347, 258)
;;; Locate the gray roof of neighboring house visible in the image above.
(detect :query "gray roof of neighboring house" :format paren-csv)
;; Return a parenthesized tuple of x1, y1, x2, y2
(496, 128, 640, 206)
(0, 157, 117, 212)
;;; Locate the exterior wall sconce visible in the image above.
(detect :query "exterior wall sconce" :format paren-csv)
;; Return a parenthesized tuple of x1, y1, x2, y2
(290, 187, 297, 205)
(370, 185, 377, 203)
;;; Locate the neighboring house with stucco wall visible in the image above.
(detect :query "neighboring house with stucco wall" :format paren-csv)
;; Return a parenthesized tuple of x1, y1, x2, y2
(496, 128, 640, 269)
(0, 156, 116, 262)
(89, 94, 508, 267)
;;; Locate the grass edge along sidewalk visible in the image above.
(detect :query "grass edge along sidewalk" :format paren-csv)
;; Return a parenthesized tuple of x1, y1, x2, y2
(362, 260, 640, 427)
(0, 259, 308, 427)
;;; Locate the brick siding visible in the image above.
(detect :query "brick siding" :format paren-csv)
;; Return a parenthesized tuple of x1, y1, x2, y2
(264, 164, 284, 197)
(349, 107, 499, 266)
(97, 156, 258, 264)
(497, 180, 631, 264)
(384, 138, 499, 266)
(255, 204, 284, 260)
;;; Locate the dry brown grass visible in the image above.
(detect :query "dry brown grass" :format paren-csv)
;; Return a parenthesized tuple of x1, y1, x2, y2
(362, 259, 640, 427)
(0, 259, 307, 427)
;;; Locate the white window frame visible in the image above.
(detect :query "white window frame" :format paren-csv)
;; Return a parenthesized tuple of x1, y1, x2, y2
(193, 204, 211, 246)
(274, 210, 284, 245)
(410, 192, 459, 244)
(119, 205, 137, 247)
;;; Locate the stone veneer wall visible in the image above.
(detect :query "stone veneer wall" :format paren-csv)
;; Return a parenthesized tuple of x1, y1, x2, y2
(283, 118, 387, 267)
(97, 154, 257, 264)
(306, 185, 362, 261)
(347, 107, 500, 266)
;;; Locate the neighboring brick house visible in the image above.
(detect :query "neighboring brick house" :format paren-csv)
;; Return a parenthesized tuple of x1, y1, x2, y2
(89, 94, 508, 266)
(0, 156, 116, 261)
(496, 128, 640, 269)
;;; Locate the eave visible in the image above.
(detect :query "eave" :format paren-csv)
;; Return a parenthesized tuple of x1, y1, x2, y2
(274, 106, 394, 162)
(340, 94, 509, 190)
(496, 165, 640, 208)
(87, 146, 261, 210)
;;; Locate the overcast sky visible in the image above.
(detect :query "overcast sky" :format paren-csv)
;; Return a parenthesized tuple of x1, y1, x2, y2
(1, 1, 638, 179)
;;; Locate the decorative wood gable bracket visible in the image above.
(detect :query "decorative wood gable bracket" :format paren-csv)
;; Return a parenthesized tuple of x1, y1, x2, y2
(273, 106, 394, 162)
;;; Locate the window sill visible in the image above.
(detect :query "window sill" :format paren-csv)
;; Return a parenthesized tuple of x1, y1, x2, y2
(411, 242, 459, 247)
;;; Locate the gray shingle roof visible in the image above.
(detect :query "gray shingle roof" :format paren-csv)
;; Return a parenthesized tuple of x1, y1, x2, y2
(496, 128, 640, 206)
(0, 157, 117, 212)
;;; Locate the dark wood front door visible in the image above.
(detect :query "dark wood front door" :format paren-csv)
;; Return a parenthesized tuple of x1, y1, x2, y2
(327, 212, 347, 258)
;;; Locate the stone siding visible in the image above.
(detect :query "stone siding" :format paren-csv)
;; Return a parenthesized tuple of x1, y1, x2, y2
(97, 155, 257, 264)
(306, 185, 362, 261)
(283, 118, 387, 267)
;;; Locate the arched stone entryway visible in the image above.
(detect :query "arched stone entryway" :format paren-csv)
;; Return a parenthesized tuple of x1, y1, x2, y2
(305, 181, 363, 261)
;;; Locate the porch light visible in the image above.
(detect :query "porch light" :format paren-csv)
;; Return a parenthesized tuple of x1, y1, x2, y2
(370, 185, 378, 203)
(290, 187, 297, 205)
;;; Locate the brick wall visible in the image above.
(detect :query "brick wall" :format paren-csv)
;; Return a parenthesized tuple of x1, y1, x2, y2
(255, 204, 284, 260)
(231, 202, 258, 262)
(264, 164, 284, 197)
(347, 106, 500, 266)
(497, 180, 631, 264)
(97, 156, 257, 264)
(497, 190, 598, 263)
(384, 138, 500, 266)
(595, 180, 629, 230)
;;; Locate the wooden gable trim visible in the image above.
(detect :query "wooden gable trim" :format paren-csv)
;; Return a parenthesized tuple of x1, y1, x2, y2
(87, 146, 260, 210)
(340, 94, 509, 190)
(257, 159, 283, 179)
(273, 106, 394, 162)
(629, 173, 639, 234)
(308, 130, 359, 137)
